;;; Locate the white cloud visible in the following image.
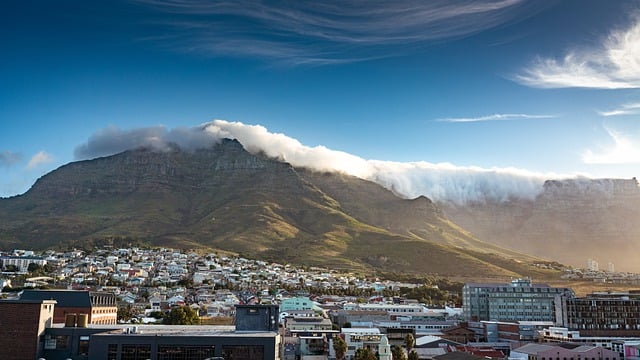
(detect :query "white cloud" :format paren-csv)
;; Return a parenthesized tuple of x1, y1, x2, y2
(582, 127, 640, 164)
(27, 151, 54, 169)
(517, 16, 640, 89)
(77, 120, 572, 205)
(134, 0, 541, 65)
(598, 102, 640, 117)
(438, 113, 554, 123)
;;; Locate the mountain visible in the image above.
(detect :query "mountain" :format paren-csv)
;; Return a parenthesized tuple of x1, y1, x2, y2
(441, 178, 640, 272)
(0, 139, 551, 279)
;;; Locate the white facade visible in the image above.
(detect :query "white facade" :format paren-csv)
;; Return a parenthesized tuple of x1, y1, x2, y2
(1, 256, 47, 273)
(331, 328, 392, 360)
(343, 302, 426, 313)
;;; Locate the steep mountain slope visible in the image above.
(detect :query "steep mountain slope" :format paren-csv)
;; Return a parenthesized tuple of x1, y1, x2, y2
(441, 178, 640, 272)
(0, 139, 548, 278)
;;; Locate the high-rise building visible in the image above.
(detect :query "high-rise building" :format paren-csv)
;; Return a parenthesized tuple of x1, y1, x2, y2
(587, 258, 599, 271)
(462, 278, 573, 322)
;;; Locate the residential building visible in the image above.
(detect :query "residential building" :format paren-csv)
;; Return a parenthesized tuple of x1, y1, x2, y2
(511, 343, 619, 360)
(285, 317, 333, 333)
(0, 255, 47, 272)
(280, 296, 316, 312)
(330, 328, 392, 360)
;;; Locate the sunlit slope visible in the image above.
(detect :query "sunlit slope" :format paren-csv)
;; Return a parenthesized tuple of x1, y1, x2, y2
(0, 139, 554, 278)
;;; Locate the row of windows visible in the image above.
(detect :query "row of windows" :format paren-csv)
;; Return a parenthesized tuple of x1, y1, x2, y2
(494, 305, 549, 309)
(108, 344, 264, 360)
(93, 308, 116, 314)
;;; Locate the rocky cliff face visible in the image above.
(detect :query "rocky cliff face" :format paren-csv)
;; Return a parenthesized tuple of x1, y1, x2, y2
(28, 139, 288, 197)
(442, 178, 640, 272)
(0, 139, 545, 278)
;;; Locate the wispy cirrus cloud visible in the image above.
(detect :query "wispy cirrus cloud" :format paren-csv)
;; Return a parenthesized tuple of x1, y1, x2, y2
(26, 151, 54, 169)
(598, 102, 640, 117)
(133, 0, 542, 65)
(517, 15, 640, 89)
(437, 113, 555, 123)
(0, 151, 22, 167)
(582, 127, 640, 164)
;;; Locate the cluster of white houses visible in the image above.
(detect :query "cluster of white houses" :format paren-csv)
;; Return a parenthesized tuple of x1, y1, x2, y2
(7, 261, 640, 360)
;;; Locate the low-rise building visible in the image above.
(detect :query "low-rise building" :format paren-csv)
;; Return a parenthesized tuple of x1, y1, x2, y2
(0, 299, 56, 360)
(20, 289, 117, 325)
(331, 328, 392, 360)
(511, 343, 620, 360)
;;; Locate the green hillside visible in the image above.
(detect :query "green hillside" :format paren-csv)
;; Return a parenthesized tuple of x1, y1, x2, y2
(0, 139, 557, 279)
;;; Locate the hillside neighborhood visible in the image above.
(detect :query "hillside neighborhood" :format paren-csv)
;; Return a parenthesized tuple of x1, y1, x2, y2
(3, 247, 640, 360)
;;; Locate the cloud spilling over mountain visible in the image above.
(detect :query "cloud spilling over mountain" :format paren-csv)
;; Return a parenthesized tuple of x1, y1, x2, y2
(75, 120, 563, 205)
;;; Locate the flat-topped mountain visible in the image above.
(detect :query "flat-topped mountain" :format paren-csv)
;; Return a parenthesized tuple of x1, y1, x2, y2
(0, 139, 548, 279)
(441, 178, 640, 272)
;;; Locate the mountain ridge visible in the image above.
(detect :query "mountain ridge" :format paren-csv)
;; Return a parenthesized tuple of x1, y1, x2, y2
(0, 139, 553, 279)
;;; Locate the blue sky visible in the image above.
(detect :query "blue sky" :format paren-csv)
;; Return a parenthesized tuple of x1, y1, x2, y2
(2, 0, 640, 200)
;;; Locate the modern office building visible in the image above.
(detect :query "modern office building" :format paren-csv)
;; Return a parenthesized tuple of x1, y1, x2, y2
(556, 291, 640, 336)
(462, 278, 573, 322)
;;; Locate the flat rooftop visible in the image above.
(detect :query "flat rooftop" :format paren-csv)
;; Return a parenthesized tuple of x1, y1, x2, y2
(52, 323, 278, 337)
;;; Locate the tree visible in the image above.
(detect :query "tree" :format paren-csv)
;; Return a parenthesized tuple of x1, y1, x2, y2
(4, 264, 18, 272)
(392, 345, 407, 360)
(405, 333, 415, 351)
(27, 263, 43, 274)
(163, 306, 200, 325)
(117, 304, 135, 322)
(149, 311, 165, 319)
(408, 350, 419, 360)
(333, 335, 347, 360)
(353, 348, 377, 360)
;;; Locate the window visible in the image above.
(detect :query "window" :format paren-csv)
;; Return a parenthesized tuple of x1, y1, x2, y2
(158, 345, 216, 360)
(121, 344, 152, 360)
(78, 336, 90, 356)
(222, 345, 264, 360)
(108, 344, 118, 360)
(54, 335, 69, 349)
